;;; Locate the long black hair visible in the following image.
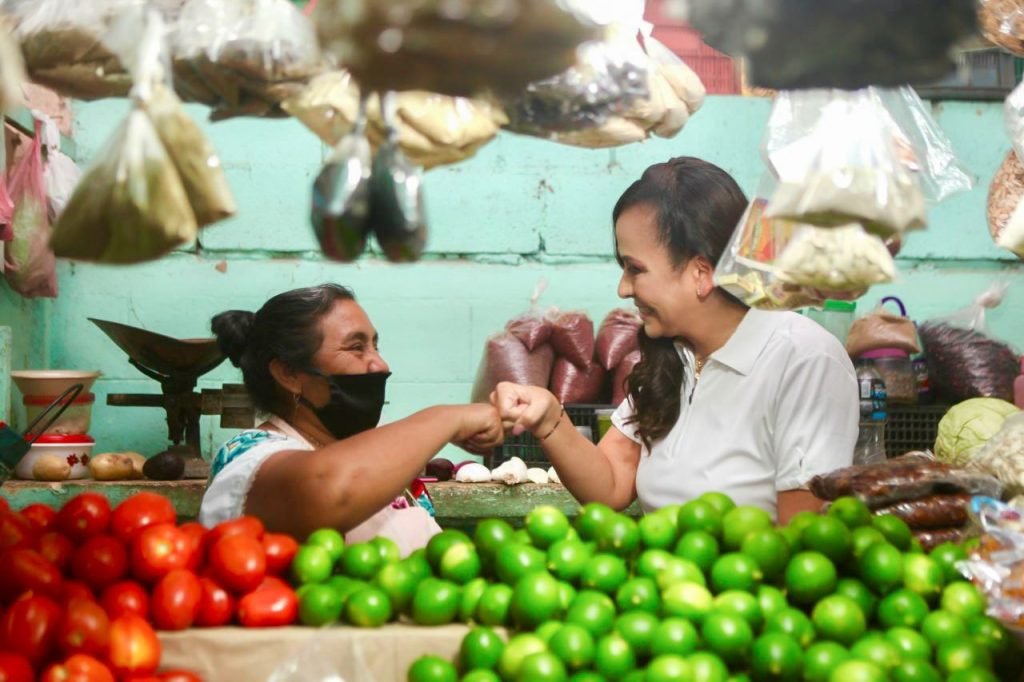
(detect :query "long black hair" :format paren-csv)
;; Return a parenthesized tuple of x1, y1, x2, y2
(212, 284, 356, 413)
(614, 157, 748, 447)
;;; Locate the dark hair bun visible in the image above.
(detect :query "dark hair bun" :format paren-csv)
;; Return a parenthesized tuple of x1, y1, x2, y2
(211, 310, 256, 367)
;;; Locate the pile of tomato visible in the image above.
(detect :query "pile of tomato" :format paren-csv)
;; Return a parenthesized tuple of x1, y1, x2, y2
(0, 491, 303, 681)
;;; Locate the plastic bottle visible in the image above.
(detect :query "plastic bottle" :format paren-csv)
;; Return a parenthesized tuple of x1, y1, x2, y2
(807, 300, 857, 345)
(1015, 357, 1024, 410)
(854, 360, 888, 466)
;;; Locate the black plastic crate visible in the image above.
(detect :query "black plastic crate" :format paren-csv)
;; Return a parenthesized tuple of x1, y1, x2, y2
(885, 405, 950, 458)
(487, 403, 613, 469)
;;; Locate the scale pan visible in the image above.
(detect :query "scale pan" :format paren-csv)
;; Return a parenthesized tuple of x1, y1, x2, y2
(89, 318, 226, 378)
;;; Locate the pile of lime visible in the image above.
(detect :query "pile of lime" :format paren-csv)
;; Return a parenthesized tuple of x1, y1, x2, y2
(288, 494, 1023, 681)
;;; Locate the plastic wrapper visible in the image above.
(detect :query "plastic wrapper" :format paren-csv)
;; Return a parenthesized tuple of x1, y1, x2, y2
(505, 281, 554, 352)
(914, 526, 972, 551)
(764, 90, 927, 238)
(0, 18, 26, 112)
(548, 311, 595, 368)
(595, 309, 641, 371)
(312, 0, 605, 98)
(40, 114, 81, 223)
(550, 357, 607, 405)
(986, 150, 1024, 259)
(957, 497, 1024, 627)
(873, 493, 972, 529)
(280, 71, 508, 169)
(808, 452, 1003, 508)
(611, 349, 641, 406)
(967, 412, 1024, 496)
(979, 0, 1024, 57)
(846, 302, 921, 358)
(687, 0, 977, 90)
(470, 335, 555, 403)
(774, 224, 896, 291)
(4, 120, 57, 298)
(918, 284, 1019, 403)
(311, 110, 372, 262)
(172, 0, 324, 120)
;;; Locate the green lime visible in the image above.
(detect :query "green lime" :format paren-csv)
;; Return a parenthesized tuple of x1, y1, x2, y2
(678, 500, 724, 539)
(565, 590, 617, 638)
(407, 654, 457, 682)
(713, 590, 764, 631)
(935, 640, 992, 675)
(850, 527, 887, 560)
(440, 542, 482, 585)
(700, 492, 737, 517)
(803, 642, 849, 682)
(511, 529, 531, 543)
(616, 576, 660, 614)
(340, 542, 383, 581)
(307, 528, 346, 562)
(495, 543, 547, 585)
(580, 553, 629, 595)
(750, 632, 803, 681)
(426, 529, 473, 572)
(651, 617, 702, 657)
(920, 609, 967, 646)
(828, 497, 873, 529)
(849, 634, 901, 670)
(405, 550, 433, 582)
(576, 502, 616, 541)
(594, 633, 636, 680)
(516, 652, 567, 682)
(941, 581, 986, 621)
(764, 608, 815, 648)
(549, 624, 596, 672)
(655, 556, 708, 591)
(722, 505, 773, 551)
(965, 615, 1013, 656)
(614, 610, 659, 659)
(595, 514, 641, 557)
(640, 512, 678, 550)
(460, 626, 505, 672)
(526, 505, 572, 549)
(371, 536, 401, 564)
(566, 674, 605, 682)
(811, 595, 866, 646)
(688, 651, 730, 682)
(298, 583, 343, 626)
(558, 581, 577, 611)
(756, 585, 788, 621)
(459, 577, 488, 622)
(711, 552, 763, 593)
(474, 518, 516, 564)
(784, 551, 836, 605)
(374, 560, 420, 614)
(636, 548, 675, 580)
(535, 622, 564, 644)
(498, 634, 547, 681)
(661, 581, 714, 624)
(871, 515, 912, 551)
(829, 660, 887, 682)
(778, 525, 802, 555)
(327, 575, 366, 606)
(476, 583, 513, 627)
(834, 578, 877, 621)
(460, 671, 501, 682)
(344, 586, 392, 627)
(902, 554, 945, 603)
(786, 511, 819, 535)
(512, 571, 562, 628)
(292, 544, 333, 584)
(645, 654, 692, 682)
(930, 542, 969, 584)
(946, 670, 999, 682)
(885, 627, 932, 660)
(412, 578, 461, 626)
(876, 588, 929, 629)
(675, 530, 721, 572)
(702, 612, 754, 667)
(908, 539, 924, 554)
(548, 539, 593, 582)
(801, 516, 853, 564)
(891, 658, 942, 682)
(857, 543, 903, 596)
(740, 529, 791, 581)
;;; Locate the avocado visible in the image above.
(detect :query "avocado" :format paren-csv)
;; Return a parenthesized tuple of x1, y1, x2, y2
(143, 450, 186, 481)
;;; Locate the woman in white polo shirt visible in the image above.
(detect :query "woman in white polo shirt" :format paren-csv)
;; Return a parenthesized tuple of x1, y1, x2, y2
(491, 157, 858, 523)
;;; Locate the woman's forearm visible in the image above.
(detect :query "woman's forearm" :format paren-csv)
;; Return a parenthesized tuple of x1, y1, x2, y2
(541, 419, 635, 510)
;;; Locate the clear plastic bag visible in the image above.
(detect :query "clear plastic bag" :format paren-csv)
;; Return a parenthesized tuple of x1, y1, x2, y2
(0, 144, 14, 242)
(38, 115, 81, 223)
(4, 120, 57, 298)
(979, 0, 1024, 57)
(918, 283, 1020, 403)
(311, 109, 373, 263)
(470, 334, 555, 403)
(595, 309, 641, 372)
(967, 412, 1024, 496)
(774, 224, 896, 291)
(845, 298, 921, 358)
(873, 493, 973, 530)
(548, 310, 596, 368)
(550, 357, 607, 405)
(957, 496, 1024, 627)
(986, 150, 1024, 259)
(0, 17, 26, 112)
(505, 280, 555, 352)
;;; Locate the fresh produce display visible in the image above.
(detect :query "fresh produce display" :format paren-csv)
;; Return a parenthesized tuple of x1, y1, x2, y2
(934, 398, 1021, 467)
(959, 497, 1024, 631)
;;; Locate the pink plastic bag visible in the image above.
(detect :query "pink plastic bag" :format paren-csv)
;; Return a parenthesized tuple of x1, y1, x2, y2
(612, 349, 641, 405)
(595, 308, 641, 371)
(549, 310, 595, 367)
(470, 333, 555, 403)
(505, 280, 553, 351)
(4, 121, 57, 298)
(550, 357, 606, 405)
(0, 172, 13, 241)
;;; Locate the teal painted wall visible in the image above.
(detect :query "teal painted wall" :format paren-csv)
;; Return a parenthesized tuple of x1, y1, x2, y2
(4, 95, 1024, 460)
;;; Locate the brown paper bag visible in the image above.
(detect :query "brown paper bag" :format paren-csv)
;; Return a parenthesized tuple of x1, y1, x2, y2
(846, 310, 920, 357)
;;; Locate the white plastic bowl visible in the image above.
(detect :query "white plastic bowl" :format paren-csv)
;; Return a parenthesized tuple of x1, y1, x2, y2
(15, 434, 95, 481)
(23, 393, 95, 435)
(12, 370, 101, 398)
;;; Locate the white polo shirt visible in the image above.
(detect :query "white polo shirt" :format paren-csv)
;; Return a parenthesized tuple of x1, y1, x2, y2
(611, 308, 858, 520)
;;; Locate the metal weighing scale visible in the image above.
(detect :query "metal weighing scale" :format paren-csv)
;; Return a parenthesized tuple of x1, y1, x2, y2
(89, 319, 255, 479)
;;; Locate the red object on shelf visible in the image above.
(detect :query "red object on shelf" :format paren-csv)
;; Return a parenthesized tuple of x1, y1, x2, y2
(643, 0, 740, 95)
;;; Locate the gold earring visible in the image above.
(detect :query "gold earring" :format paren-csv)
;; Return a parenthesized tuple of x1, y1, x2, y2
(292, 392, 301, 412)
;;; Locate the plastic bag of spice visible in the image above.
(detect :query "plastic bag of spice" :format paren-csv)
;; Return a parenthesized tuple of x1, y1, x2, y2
(548, 310, 596, 368)
(986, 150, 1024, 259)
(979, 0, 1024, 57)
(918, 283, 1020, 403)
(967, 412, 1024, 496)
(914, 526, 973, 551)
(3, 120, 57, 298)
(611, 349, 641, 406)
(0, 17, 25, 113)
(505, 281, 555, 352)
(595, 309, 642, 371)
(550, 357, 607, 405)
(470, 335, 555, 403)
(873, 493, 973, 529)
(846, 298, 921, 358)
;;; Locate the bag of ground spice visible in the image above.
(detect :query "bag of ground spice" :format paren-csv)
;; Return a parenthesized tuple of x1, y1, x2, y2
(846, 298, 921, 358)
(548, 310, 596, 368)
(470, 334, 555, 403)
(549, 357, 607, 405)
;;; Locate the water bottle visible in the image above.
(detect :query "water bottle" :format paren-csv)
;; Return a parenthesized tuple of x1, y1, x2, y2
(854, 360, 888, 466)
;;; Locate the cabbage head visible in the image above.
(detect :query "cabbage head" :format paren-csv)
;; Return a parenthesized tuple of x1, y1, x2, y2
(934, 398, 1021, 466)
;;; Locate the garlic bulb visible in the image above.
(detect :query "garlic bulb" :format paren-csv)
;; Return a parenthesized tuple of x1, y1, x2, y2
(455, 462, 492, 483)
(526, 467, 549, 484)
(492, 457, 528, 485)
(547, 466, 561, 485)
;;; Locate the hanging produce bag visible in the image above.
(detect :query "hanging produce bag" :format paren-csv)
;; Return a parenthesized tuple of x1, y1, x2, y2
(550, 357, 607, 405)
(979, 0, 1024, 57)
(548, 310, 596, 368)
(505, 281, 555, 352)
(988, 150, 1024, 259)
(0, 17, 26, 113)
(470, 334, 555, 403)
(846, 298, 921, 358)
(595, 309, 641, 372)
(38, 115, 81, 223)
(172, 0, 324, 120)
(3, 121, 57, 298)
(918, 283, 1020, 403)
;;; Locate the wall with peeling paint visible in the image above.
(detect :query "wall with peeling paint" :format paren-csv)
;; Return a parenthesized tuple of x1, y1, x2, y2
(5, 96, 1024, 460)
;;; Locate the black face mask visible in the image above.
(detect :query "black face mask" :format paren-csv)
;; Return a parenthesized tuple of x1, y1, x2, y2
(300, 371, 391, 441)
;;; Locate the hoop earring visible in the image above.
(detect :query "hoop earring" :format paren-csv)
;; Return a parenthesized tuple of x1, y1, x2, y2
(292, 392, 301, 415)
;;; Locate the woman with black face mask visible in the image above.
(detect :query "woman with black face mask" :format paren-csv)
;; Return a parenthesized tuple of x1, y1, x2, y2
(199, 284, 504, 555)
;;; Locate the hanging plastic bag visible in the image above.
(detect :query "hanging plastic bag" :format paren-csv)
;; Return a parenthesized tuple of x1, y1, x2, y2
(550, 357, 607, 405)
(611, 349, 641, 406)
(0, 17, 26, 113)
(774, 224, 896, 291)
(505, 280, 554, 352)
(38, 115, 81, 223)
(845, 298, 921, 358)
(595, 309, 641, 372)
(918, 283, 1020, 403)
(3, 120, 57, 298)
(966, 412, 1024, 496)
(312, 0, 605, 98)
(979, 0, 1024, 57)
(0, 138, 13, 242)
(548, 310, 596, 368)
(470, 334, 555, 403)
(172, 0, 324, 120)
(986, 150, 1024, 259)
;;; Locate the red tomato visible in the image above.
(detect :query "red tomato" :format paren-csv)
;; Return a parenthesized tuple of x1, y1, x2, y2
(158, 671, 204, 682)
(107, 615, 160, 678)
(0, 548, 64, 603)
(236, 581, 297, 628)
(72, 535, 127, 592)
(38, 532, 76, 574)
(194, 578, 233, 628)
(0, 499, 9, 514)
(262, 533, 299, 576)
(207, 516, 264, 547)
(207, 535, 266, 594)
(60, 581, 96, 607)
(55, 494, 111, 544)
(20, 504, 57, 532)
(130, 524, 191, 584)
(110, 494, 175, 545)
(99, 582, 149, 621)
(0, 512, 37, 551)
(41, 654, 116, 682)
(56, 598, 109, 658)
(0, 651, 34, 682)
(0, 593, 62, 666)
(176, 523, 208, 572)
(150, 570, 201, 632)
